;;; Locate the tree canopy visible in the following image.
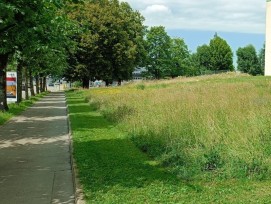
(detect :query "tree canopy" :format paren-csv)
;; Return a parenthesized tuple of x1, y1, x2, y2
(209, 34, 234, 71)
(145, 26, 171, 79)
(0, 0, 76, 110)
(66, 0, 146, 86)
(237, 44, 262, 76)
(195, 44, 212, 72)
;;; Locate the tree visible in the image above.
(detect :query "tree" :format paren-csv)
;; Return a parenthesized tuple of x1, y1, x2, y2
(168, 38, 190, 77)
(145, 26, 171, 79)
(236, 45, 262, 75)
(194, 34, 234, 75)
(195, 44, 212, 72)
(209, 34, 234, 71)
(0, 0, 76, 109)
(67, 0, 146, 86)
(186, 53, 202, 76)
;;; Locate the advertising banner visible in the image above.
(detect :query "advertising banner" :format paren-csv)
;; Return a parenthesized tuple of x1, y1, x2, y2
(6, 72, 17, 102)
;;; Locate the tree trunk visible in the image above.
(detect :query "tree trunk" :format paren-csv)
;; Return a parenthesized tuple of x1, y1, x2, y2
(105, 79, 109, 87)
(17, 62, 23, 103)
(24, 67, 29, 100)
(42, 77, 46, 92)
(155, 69, 160, 79)
(29, 68, 35, 96)
(82, 77, 89, 89)
(35, 75, 40, 94)
(118, 79, 121, 86)
(39, 75, 43, 93)
(0, 54, 9, 111)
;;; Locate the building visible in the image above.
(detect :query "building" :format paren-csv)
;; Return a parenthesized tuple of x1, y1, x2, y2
(132, 67, 147, 80)
(265, 0, 271, 76)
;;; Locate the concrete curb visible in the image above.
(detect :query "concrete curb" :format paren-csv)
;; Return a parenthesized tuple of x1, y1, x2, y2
(65, 95, 86, 204)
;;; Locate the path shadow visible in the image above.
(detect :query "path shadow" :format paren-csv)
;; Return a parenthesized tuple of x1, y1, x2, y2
(0, 92, 74, 204)
(74, 138, 181, 194)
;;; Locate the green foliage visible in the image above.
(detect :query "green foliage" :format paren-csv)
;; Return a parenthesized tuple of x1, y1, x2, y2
(195, 44, 212, 71)
(67, 0, 146, 84)
(0, 0, 77, 109)
(145, 26, 171, 79)
(194, 34, 234, 72)
(237, 44, 262, 75)
(209, 34, 234, 71)
(185, 53, 202, 76)
(72, 81, 83, 88)
(0, 0, 72, 54)
(144, 28, 193, 78)
(168, 38, 191, 77)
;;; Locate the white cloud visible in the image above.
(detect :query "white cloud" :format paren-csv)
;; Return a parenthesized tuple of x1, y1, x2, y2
(120, 0, 266, 34)
(141, 5, 172, 26)
(143, 5, 171, 14)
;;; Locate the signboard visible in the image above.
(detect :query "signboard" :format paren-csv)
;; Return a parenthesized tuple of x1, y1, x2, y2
(6, 72, 17, 102)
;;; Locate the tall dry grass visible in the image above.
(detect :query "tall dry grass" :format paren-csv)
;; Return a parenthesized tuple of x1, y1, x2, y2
(85, 74, 271, 180)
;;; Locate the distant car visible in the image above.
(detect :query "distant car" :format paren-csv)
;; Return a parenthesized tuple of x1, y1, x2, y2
(48, 83, 54, 87)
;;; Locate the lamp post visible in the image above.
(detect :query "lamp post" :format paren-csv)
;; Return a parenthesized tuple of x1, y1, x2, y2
(265, 0, 271, 76)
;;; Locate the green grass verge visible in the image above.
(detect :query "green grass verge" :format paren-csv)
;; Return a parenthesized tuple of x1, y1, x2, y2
(66, 89, 271, 204)
(0, 92, 48, 125)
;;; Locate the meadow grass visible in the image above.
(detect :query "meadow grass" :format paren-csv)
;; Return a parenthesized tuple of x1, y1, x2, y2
(0, 92, 48, 125)
(66, 86, 271, 203)
(82, 73, 271, 180)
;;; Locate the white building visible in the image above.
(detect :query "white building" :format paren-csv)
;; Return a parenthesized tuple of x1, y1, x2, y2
(132, 67, 147, 80)
(265, 0, 271, 76)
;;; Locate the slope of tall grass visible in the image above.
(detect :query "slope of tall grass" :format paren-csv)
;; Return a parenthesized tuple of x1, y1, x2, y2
(84, 73, 271, 180)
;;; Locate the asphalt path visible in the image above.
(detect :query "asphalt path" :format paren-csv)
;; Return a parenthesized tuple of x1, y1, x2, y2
(0, 92, 74, 204)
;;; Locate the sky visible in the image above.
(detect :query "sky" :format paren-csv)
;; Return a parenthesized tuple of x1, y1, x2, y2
(120, 0, 266, 57)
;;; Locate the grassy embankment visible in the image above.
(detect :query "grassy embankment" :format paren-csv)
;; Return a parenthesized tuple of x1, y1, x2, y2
(67, 73, 271, 203)
(0, 92, 48, 125)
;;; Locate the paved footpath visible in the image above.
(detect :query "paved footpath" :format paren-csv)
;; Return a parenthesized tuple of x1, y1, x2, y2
(0, 92, 74, 204)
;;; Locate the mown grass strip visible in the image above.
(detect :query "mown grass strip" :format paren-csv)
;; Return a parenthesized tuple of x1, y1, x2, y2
(0, 92, 48, 125)
(66, 89, 271, 204)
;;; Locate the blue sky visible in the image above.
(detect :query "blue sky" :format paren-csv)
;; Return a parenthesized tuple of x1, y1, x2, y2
(167, 29, 265, 53)
(120, 0, 266, 62)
